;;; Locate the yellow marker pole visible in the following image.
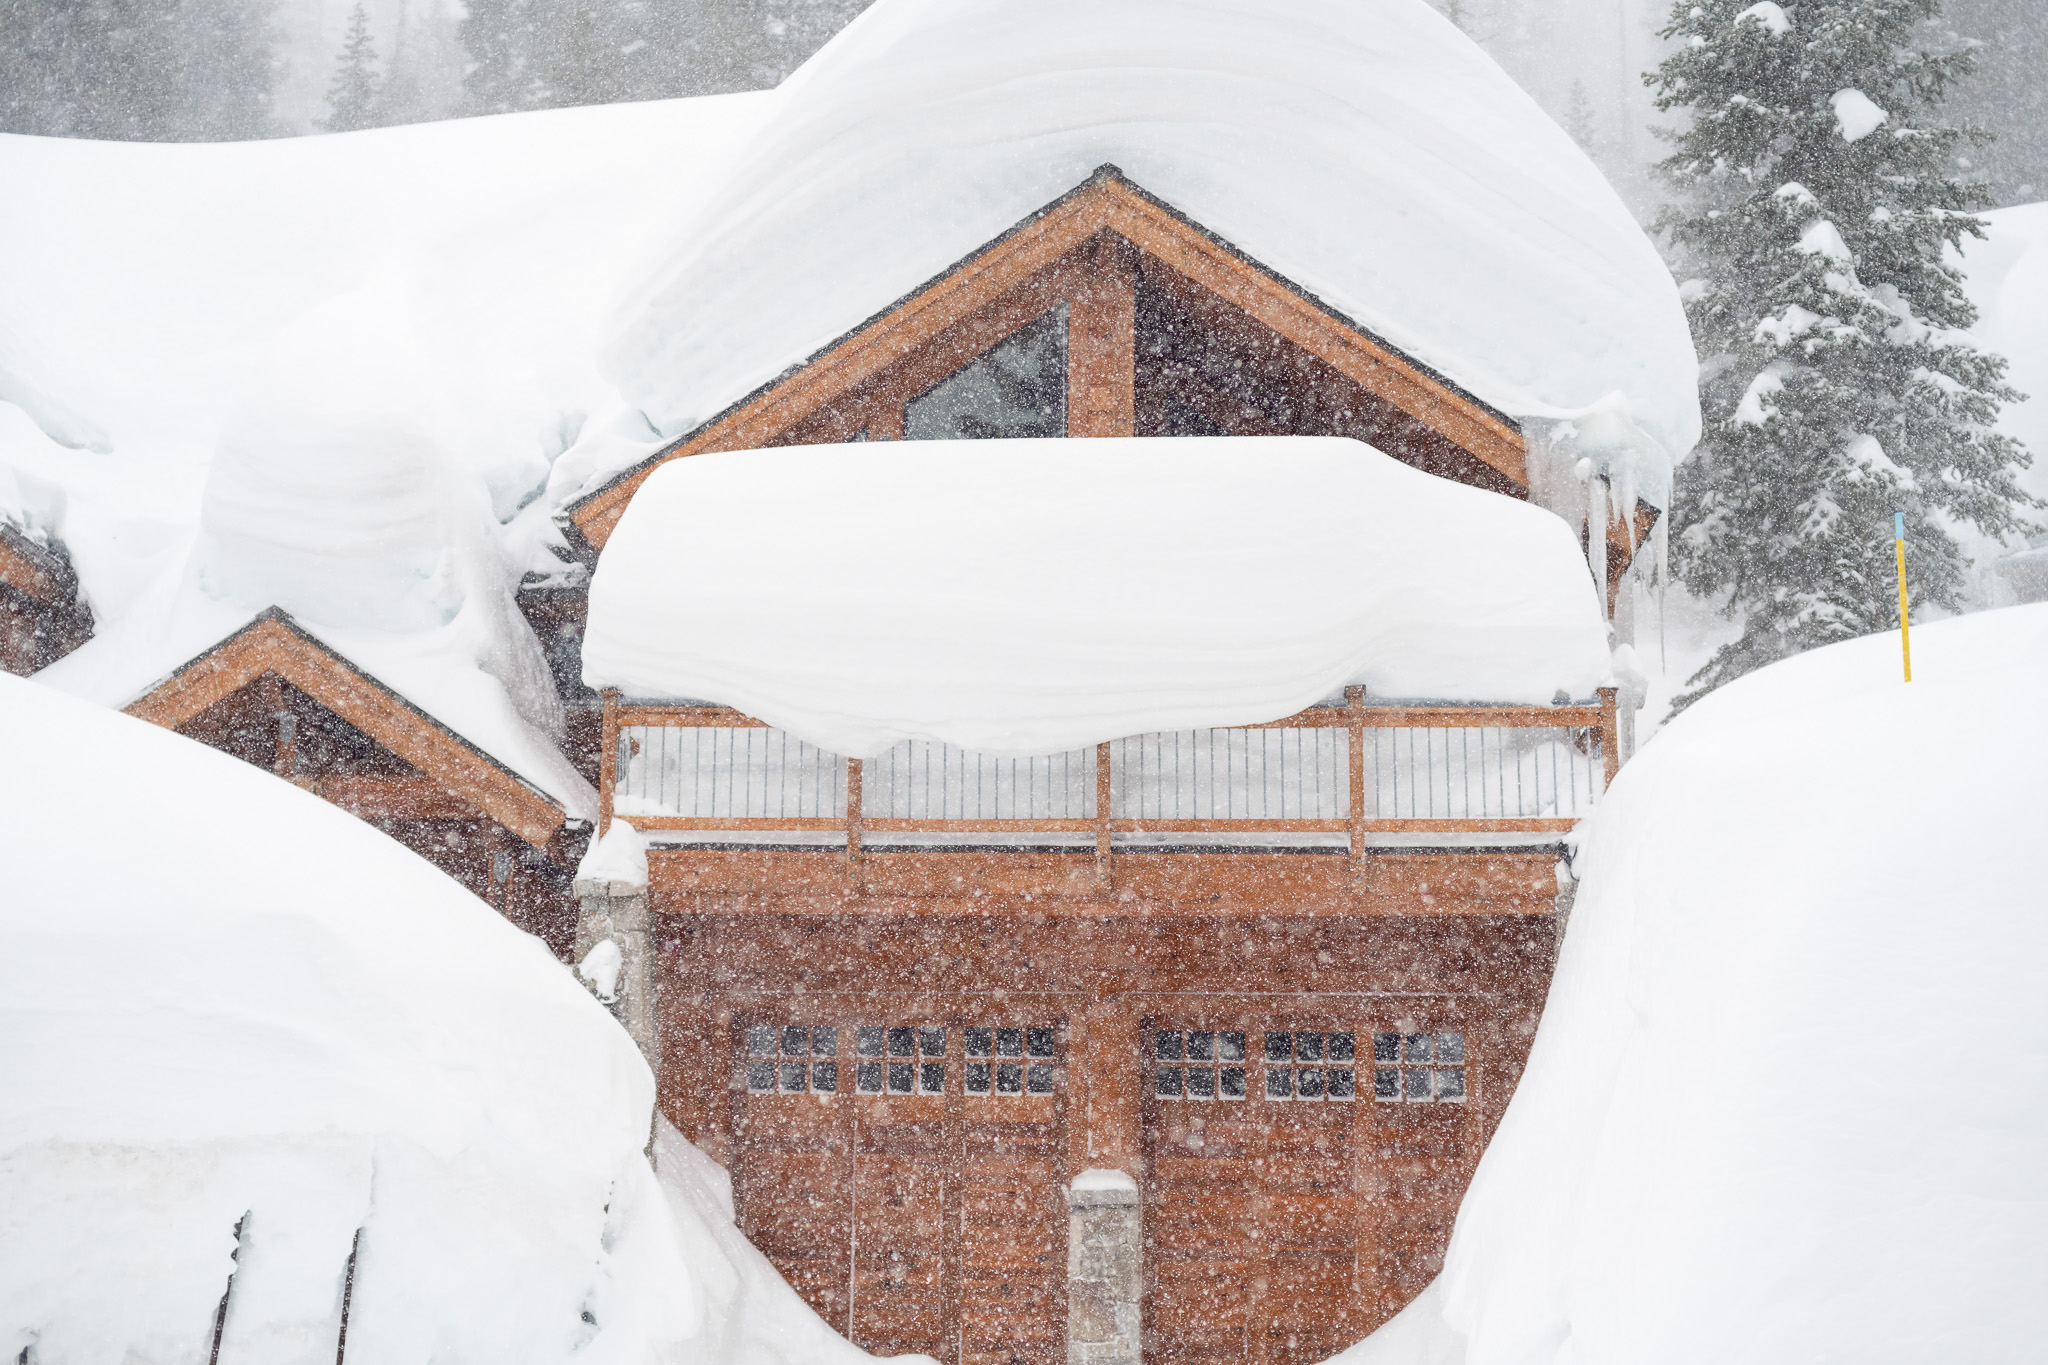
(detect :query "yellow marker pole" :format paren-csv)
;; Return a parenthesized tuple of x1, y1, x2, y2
(1893, 512, 1912, 682)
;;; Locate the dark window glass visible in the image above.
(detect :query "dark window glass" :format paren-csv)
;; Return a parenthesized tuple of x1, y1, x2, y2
(1437, 1069, 1466, 1101)
(782, 1026, 808, 1056)
(1404, 1033, 1433, 1064)
(904, 306, 1067, 441)
(1295, 1032, 1324, 1062)
(966, 1027, 993, 1057)
(1437, 1032, 1466, 1065)
(1187, 1067, 1217, 1100)
(966, 1060, 992, 1094)
(748, 1025, 776, 1057)
(856, 1025, 886, 1057)
(1266, 1068, 1292, 1099)
(1188, 1031, 1215, 1062)
(1220, 1031, 1247, 1062)
(1027, 1063, 1056, 1095)
(1328, 1032, 1355, 1063)
(779, 1060, 807, 1093)
(995, 1061, 1024, 1095)
(1404, 1068, 1433, 1101)
(1374, 1068, 1400, 1100)
(812, 1061, 837, 1093)
(888, 1027, 915, 1058)
(856, 1061, 883, 1094)
(1156, 1030, 1184, 1062)
(1156, 1067, 1184, 1097)
(1374, 1032, 1400, 1063)
(1328, 1069, 1356, 1100)
(1027, 1027, 1056, 1058)
(887, 1061, 915, 1094)
(919, 1026, 946, 1058)
(1297, 1068, 1326, 1100)
(811, 1026, 838, 1057)
(920, 1062, 946, 1094)
(748, 1060, 775, 1093)
(1265, 1032, 1293, 1062)
(995, 1028, 1024, 1057)
(1220, 1067, 1247, 1100)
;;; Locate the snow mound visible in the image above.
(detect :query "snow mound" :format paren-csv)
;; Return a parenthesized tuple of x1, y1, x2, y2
(604, 0, 1698, 508)
(0, 674, 898, 1365)
(581, 437, 1613, 756)
(1338, 603, 2048, 1365)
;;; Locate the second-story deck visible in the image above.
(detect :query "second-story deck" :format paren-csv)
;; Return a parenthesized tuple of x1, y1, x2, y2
(599, 687, 1618, 919)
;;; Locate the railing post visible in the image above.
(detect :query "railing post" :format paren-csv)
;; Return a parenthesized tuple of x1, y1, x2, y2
(1095, 741, 1113, 889)
(598, 688, 619, 839)
(846, 757, 864, 864)
(1345, 686, 1367, 867)
(1597, 686, 1620, 791)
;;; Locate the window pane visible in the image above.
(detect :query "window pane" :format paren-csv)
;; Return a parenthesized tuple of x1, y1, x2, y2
(1220, 1067, 1247, 1100)
(1328, 1032, 1355, 1063)
(1295, 1032, 1324, 1062)
(904, 306, 1067, 441)
(856, 1025, 886, 1057)
(1156, 1030, 1184, 1062)
(779, 1060, 807, 1093)
(856, 1061, 883, 1093)
(1374, 1068, 1400, 1101)
(995, 1028, 1024, 1057)
(1027, 1063, 1056, 1095)
(1404, 1033, 1433, 1064)
(811, 1026, 838, 1057)
(920, 1062, 946, 1095)
(812, 1061, 837, 1093)
(1187, 1031, 1215, 1062)
(1187, 1067, 1217, 1100)
(782, 1026, 808, 1057)
(887, 1061, 914, 1094)
(1220, 1031, 1247, 1062)
(1156, 1067, 1184, 1098)
(919, 1026, 946, 1058)
(965, 1027, 993, 1057)
(995, 1062, 1024, 1095)
(1266, 1068, 1293, 1100)
(1436, 1069, 1466, 1101)
(888, 1027, 915, 1058)
(748, 1060, 776, 1093)
(1374, 1032, 1400, 1063)
(1437, 1032, 1466, 1065)
(1328, 1068, 1356, 1100)
(748, 1025, 776, 1057)
(1296, 1068, 1326, 1100)
(1027, 1027, 1056, 1058)
(966, 1060, 992, 1094)
(1404, 1068, 1433, 1101)
(1265, 1032, 1293, 1062)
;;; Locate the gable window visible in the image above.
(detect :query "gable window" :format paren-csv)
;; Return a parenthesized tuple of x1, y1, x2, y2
(1373, 1031, 1465, 1103)
(904, 306, 1067, 440)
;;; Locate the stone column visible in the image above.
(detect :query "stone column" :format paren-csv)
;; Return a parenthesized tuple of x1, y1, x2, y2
(1067, 1172, 1142, 1365)
(572, 876, 656, 1065)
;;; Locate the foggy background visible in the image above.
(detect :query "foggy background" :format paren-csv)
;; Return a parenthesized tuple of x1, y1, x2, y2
(1, 0, 2045, 210)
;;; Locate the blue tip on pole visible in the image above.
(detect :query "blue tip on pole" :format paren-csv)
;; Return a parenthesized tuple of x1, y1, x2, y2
(1895, 512, 1905, 538)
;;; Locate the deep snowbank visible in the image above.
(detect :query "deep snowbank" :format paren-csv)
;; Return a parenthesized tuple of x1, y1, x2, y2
(0, 674, 893, 1365)
(605, 0, 1698, 507)
(581, 437, 1614, 755)
(1341, 603, 2048, 1365)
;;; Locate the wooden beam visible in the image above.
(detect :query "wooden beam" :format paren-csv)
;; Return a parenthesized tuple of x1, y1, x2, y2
(1347, 685, 1367, 867)
(1095, 742, 1113, 888)
(846, 757, 864, 864)
(599, 688, 620, 839)
(1067, 233, 1136, 437)
(316, 774, 475, 821)
(1598, 686, 1621, 789)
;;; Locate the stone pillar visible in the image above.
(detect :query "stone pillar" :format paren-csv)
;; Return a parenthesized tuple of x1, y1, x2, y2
(1068, 1172, 1142, 1365)
(572, 876, 656, 1066)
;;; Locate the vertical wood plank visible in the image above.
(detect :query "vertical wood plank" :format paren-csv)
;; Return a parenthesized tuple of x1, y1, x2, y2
(1066, 232, 1137, 438)
(847, 758, 864, 862)
(1346, 685, 1367, 868)
(1597, 686, 1620, 789)
(1095, 741, 1114, 888)
(599, 688, 619, 838)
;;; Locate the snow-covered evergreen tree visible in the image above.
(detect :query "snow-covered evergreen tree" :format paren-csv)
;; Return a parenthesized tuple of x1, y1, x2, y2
(1650, 0, 2038, 704)
(1564, 77, 1597, 151)
(322, 1, 380, 132)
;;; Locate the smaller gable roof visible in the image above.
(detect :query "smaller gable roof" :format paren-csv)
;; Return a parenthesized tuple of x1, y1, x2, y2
(126, 609, 572, 849)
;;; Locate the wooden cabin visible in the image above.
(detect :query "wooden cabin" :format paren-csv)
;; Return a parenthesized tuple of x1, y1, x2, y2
(558, 167, 1646, 1365)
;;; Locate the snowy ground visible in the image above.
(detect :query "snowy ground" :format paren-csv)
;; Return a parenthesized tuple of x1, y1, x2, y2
(0, 673, 899, 1365)
(1340, 602, 2048, 1365)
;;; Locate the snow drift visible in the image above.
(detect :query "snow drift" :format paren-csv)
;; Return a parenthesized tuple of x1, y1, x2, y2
(605, 0, 1699, 507)
(1341, 603, 2048, 1365)
(580, 437, 1614, 756)
(0, 674, 898, 1365)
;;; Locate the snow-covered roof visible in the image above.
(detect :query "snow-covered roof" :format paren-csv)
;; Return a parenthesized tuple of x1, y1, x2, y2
(581, 436, 1614, 757)
(603, 0, 1699, 508)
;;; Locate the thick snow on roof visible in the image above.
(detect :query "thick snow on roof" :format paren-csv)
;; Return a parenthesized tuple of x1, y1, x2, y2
(0, 97, 773, 810)
(0, 675, 894, 1364)
(581, 437, 1614, 756)
(604, 0, 1698, 507)
(1341, 604, 2048, 1365)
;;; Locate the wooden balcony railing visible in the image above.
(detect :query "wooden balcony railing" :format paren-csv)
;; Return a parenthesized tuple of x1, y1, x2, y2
(597, 687, 1620, 861)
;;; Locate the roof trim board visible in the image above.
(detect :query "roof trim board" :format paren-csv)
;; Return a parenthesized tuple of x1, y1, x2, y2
(124, 608, 567, 848)
(0, 523, 82, 609)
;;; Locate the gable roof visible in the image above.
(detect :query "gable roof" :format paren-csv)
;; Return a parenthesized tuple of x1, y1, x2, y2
(568, 169, 1530, 552)
(124, 608, 570, 848)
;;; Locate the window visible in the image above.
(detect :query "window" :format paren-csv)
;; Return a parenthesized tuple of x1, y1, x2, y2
(1153, 1029, 1249, 1101)
(747, 1023, 837, 1095)
(1263, 1031, 1356, 1102)
(1373, 1031, 1465, 1103)
(904, 307, 1067, 440)
(852, 1024, 945, 1095)
(967, 1025, 1056, 1096)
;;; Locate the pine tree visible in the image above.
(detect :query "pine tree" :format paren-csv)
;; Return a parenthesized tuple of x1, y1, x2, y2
(324, 2, 381, 132)
(1650, 0, 2038, 705)
(1564, 77, 1597, 151)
